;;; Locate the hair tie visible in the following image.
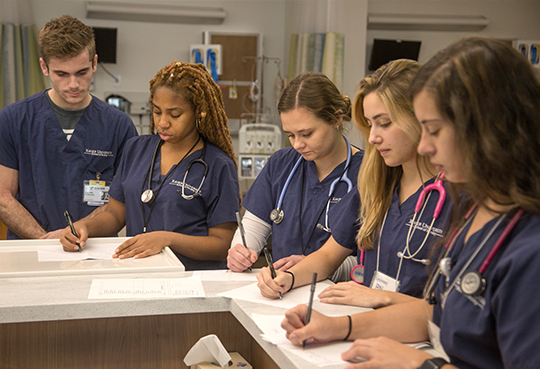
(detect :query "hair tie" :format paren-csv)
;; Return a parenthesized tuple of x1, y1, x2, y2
(283, 270, 295, 292)
(343, 315, 352, 341)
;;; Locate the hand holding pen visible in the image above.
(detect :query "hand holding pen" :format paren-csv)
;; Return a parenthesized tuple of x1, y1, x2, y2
(263, 248, 282, 299)
(64, 210, 81, 252)
(235, 212, 252, 272)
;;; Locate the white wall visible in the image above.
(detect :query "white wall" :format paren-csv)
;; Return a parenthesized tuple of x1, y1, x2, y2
(366, 0, 540, 74)
(31, 0, 287, 134)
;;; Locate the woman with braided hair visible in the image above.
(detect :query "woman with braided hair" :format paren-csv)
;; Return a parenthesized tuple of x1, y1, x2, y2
(60, 62, 239, 270)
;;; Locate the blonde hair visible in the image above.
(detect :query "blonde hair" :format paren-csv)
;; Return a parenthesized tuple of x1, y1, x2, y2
(354, 59, 433, 249)
(149, 62, 236, 167)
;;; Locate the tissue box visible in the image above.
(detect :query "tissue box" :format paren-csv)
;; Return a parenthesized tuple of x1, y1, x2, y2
(190, 352, 252, 369)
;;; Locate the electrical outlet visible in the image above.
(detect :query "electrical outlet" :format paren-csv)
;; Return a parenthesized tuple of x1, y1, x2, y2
(114, 75, 121, 87)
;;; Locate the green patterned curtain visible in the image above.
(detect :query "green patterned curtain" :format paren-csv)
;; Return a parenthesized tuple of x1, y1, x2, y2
(1, 23, 44, 110)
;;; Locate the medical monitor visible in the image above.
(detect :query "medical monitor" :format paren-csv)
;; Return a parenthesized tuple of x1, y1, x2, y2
(93, 27, 117, 64)
(368, 39, 421, 71)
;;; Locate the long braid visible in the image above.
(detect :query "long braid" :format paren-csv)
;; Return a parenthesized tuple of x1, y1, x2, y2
(149, 62, 236, 167)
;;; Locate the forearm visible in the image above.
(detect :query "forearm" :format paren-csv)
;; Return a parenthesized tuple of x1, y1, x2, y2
(376, 291, 419, 308)
(230, 210, 271, 253)
(350, 299, 430, 342)
(169, 222, 236, 261)
(0, 195, 46, 238)
(166, 235, 227, 261)
(80, 209, 124, 237)
(289, 237, 351, 288)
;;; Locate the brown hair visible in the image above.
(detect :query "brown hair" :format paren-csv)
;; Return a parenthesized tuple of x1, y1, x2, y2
(354, 59, 433, 249)
(409, 36, 540, 216)
(38, 15, 95, 65)
(149, 62, 236, 167)
(278, 72, 351, 130)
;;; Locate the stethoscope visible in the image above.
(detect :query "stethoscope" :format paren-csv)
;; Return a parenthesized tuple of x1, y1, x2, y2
(423, 204, 524, 305)
(140, 137, 208, 232)
(269, 135, 354, 228)
(351, 173, 447, 284)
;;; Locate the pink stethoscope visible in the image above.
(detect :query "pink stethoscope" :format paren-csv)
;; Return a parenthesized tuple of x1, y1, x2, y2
(351, 173, 447, 284)
(423, 204, 524, 303)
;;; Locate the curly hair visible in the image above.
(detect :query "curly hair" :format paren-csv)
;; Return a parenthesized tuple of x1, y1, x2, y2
(38, 15, 95, 65)
(354, 59, 433, 249)
(409, 36, 540, 216)
(278, 72, 351, 130)
(149, 62, 236, 167)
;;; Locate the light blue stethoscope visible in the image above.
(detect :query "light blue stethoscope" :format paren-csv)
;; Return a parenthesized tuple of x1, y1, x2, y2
(269, 135, 354, 233)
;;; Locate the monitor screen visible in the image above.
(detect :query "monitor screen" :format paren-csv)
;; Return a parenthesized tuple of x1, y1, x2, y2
(93, 27, 117, 64)
(368, 39, 421, 71)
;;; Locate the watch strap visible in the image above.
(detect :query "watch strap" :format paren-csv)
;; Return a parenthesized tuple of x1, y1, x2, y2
(418, 357, 448, 369)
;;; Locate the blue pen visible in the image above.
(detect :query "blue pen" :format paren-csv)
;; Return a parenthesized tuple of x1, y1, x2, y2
(64, 210, 81, 252)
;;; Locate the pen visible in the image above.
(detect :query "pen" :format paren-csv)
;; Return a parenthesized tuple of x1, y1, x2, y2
(303, 272, 317, 349)
(235, 211, 252, 272)
(64, 210, 81, 252)
(263, 247, 282, 299)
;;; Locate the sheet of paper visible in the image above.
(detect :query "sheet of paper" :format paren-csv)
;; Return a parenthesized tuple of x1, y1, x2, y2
(192, 269, 260, 282)
(251, 313, 355, 367)
(37, 240, 121, 262)
(217, 280, 333, 310)
(88, 276, 205, 299)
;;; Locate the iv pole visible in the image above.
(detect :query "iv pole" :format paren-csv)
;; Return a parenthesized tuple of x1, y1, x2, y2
(242, 55, 281, 123)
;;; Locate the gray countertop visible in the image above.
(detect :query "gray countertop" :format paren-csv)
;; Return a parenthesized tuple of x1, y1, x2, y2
(0, 269, 369, 369)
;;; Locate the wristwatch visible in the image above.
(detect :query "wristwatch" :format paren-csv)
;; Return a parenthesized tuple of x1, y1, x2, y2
(418, 357, 449, 369)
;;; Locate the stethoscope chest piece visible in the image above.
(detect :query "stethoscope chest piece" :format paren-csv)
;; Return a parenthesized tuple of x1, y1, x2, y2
(270, 208, 284, 224)
(460, 270, 486, 296)
(141, 189, 155, 203)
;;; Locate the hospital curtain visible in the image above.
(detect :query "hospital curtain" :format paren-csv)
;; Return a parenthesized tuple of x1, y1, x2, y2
(287, 31, 344, 90)
(1, 23, 44, 110)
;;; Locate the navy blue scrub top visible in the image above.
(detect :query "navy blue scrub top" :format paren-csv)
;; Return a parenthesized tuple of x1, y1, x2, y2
(433, 211, 540, 369)
(332, 178, 453, 297)
(242, 146, 363, 261)
(109, 134, 239, 270)
(0, 91, 137, 239)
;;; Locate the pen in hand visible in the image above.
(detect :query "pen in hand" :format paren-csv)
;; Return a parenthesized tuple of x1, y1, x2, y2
(235, 211, 252, 272)
(64, 210, 81, 252)
(263, 247, 282, 299)
(303, 272, 317, 349)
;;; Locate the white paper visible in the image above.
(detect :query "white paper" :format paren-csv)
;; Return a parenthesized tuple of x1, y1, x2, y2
(217, 280, 333, 310)
(183, 334, 232, 367)
(251, 313, 355, 367)
(38, 240, 121, 261)
(192, 269, 261, 282)
(88, 276, 205, 299)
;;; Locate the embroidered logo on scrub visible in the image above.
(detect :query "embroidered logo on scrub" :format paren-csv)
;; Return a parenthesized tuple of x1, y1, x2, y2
(84, 149, 114, 157)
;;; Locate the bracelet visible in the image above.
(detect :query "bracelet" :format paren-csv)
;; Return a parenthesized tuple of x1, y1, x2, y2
(283, 271, 295, 292)
(343, 315, 352, 341)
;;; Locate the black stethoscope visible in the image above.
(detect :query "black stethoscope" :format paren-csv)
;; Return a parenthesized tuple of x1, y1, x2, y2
(424, 204, 524, 305)
(140, 136, 208, 232)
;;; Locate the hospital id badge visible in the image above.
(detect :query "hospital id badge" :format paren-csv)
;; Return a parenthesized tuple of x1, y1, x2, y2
(83, 180, 111, 206)
(370, 271, 401, 292)
(427, 321, 450, 361)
